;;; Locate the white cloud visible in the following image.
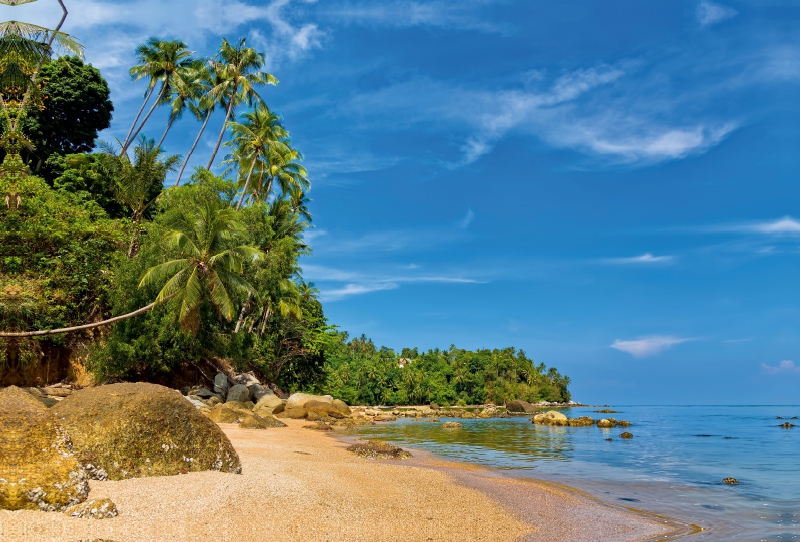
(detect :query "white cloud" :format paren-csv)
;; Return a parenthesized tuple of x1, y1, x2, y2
(761, 360, 800, 375)
(697, 1, 738, 28)
(322, 282, 398, 300)
(611, 336, 693, 358)
(711, 217, 800, 236)
(458, 208, 475, 229)
(602, 253, 675, 264)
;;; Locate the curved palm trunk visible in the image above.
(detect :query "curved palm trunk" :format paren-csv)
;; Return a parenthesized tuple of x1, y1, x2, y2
(122, 85, 167, 154)
(175, 110, 212, 187)
(123, 85, 157, 151)
(234, 292, 252, 333)
(0, 298, 169, 338)
(207, 88, 238, 169)
(157, 115, 176, 149)
(235, 153, 259, 211)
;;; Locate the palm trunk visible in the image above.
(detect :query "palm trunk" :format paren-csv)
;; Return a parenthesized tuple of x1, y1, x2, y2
(258, 306, 271, 336)
(235, 153, 259, 211)
(234, 292, 252, 333)
(123, 84, 167, 154)
(175, 110, 212, 187)
(0, 297, 170, 338)
(157, 115, 176, 149)
(123, 85, 157, 151)
(207, 88, 237, 169)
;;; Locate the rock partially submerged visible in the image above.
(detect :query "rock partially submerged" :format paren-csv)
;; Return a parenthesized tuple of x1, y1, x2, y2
(722, 477, 740, 485)
(347, 440, 412, 460)
(506, 400, 537, 414)
(52, 383, 241, 480)
(0, 386, 89, 511)
(532, 410, 569, 426)
(442, 421, 463, 429)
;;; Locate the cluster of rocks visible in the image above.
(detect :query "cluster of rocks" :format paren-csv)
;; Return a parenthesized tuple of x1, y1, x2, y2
(0, 383, 241, 516)
(21, 383, 75, 408)
(532, 410, 632, 428)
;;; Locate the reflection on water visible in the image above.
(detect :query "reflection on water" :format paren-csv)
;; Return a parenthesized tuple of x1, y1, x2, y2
(357, 406, 800, 541)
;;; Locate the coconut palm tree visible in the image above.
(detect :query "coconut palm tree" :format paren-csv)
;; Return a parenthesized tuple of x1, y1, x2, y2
(138, 200, 262, 334)
(205, 38, 278, 169)
(173, 61, 220, 186)
(256, 144, 309, 206)
(122, 39, 194, 154)
(157, 58, 206, 149)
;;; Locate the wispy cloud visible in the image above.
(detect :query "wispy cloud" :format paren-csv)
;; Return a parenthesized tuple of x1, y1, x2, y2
(611, 336, 694, 358)
(761, 360, 800, 375)
(697, 1, 738, 28)
(458, 208, 475, 229)
(708, 217, 800, 236)
(601, 253, 675, 264)
(323, 282, 399, 300)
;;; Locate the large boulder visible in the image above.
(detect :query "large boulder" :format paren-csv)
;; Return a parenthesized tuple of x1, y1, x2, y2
(239, 413, 287, 429)
(0, 386, 88, 511)
(248, 384, 274, 402)
(532, 410, 569, 426)
(286, 392, 332, 410)
(234, 373, 260, 387)
(213, 373, 230, 396)
(253, 394, 284, 417)
(205, 404, 249, 424)
(276, 407, 308, 419)
(52, 383, 241, 480)
(506, 400, 536, 413)
(305, 399, 350, 419)
(226, 384, 251, 403)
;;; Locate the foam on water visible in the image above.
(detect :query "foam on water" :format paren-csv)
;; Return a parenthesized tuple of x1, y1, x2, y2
(357, 405, 800, 540)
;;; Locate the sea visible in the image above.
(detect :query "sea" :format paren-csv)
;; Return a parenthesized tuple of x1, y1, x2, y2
(356, 405, 799, 541)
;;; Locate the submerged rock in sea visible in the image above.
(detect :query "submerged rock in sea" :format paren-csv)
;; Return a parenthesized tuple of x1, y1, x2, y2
(52, 383, 241, 480)
(442, 421, 463, 429)
(722, 477, 739, 485)
(779, 422, 795, 428)
(0, 386, 88, 511)
(596, 418, 616, 428)
(619, 432, 633, 439)
(347, 440, 412, 460)
(532, 410, 569, 426)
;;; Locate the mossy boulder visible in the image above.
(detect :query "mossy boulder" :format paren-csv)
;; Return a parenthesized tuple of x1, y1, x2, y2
(238, 414, 286, 429)
(532, 410, 568, 426)
(442, 421, 463, 429)
(277, 407, 308, 419)
(64, 498, 118, 519)
(305, 399, 350, 419)
(224, 400, 254, 411)
(347, 440, 412, 460)
(567, 416, 595, 427)
(619, 432, 633, 439)
(205, 404, 249, 424)
(0, 386, 88, 511)
(286, 392, 331, 410)
(52, 383, 241, 480)
(596, 418, 617, 428)
(506, 400, 536, 413)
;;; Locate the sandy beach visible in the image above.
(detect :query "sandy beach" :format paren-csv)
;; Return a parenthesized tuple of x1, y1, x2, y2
(0, 420, 685, 542)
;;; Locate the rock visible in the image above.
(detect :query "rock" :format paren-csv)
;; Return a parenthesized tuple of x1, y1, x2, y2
(567, 416, 595, 427)
(596, 418, 616, 428)
(272, 402, 286, 415)
(346, 440, 412, 459)
(226, 384, 251, 403)
(185, 396, 207, 409)
(478, 407, 497, 418)
(374, 414, 397, 422)
(779, 422, 795, 428)
(239, 414, 286, 429)
(286, 392, 332, 410)
(305, 400, 350, 419)
(35, 396, 59, 408)
(595, 409, 619, 414)
(619, 432, 633, 439)
(64, 498, 118, 519)
(618, 420, 631, 427)
(277, 407, 308, 419)
(0, 386, 89, 511)
(331, 399, 352, 416)
(430, 403, 440, 411)
(461, 411, 476, 419)
(41, 387, 72, 397)
(249, 384, 274, 402)
(722, 477, 739, 485)
(52, 383, 241, 480)
(506, 400, 536, 413)
(253, 395, 284, 416)
(442, 421, 463, 429)
(532, 410, 569, 426)
(213, 372, 230, 396)
(234, 373, 260, 387)
(225, 400, 254, 411)
(207, 396, 222, 407)
(205, 404, 248, 424)
(333, 417, 375, 428)
(605, 438, 613, 441)
(193, 388, 215, 399)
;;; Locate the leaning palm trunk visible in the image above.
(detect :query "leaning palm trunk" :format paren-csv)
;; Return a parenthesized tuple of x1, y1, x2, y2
(0, 298, 170, 338)
(258, 306, 271, 336)
(157, 116, 176, 149)
(207, 89, 238, 169)
(235, 153, 260, 211)
(175, 110, 212, 187)
(123, 85, 157, 151)
(122, 86, 167, 154)
(234, 292, 252, 333)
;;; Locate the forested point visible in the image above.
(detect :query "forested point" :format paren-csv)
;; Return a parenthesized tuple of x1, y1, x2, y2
(0, 39, 571, 405)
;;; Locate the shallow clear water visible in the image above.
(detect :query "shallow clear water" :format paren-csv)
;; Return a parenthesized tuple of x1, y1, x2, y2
(356, 406, 800, 541)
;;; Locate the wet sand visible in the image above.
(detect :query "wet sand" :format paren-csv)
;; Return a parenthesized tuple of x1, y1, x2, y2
(0, 420, 686, 541)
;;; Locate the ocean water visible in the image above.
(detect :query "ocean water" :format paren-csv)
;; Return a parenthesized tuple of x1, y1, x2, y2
(356, 406, 799, 541)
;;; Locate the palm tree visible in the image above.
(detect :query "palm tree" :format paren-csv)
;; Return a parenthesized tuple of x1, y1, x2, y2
(205, 38, 278, 169)
(224, 104, 288, 210)
(256, 144, 309, 207)
(157, 58, 205, 149)
(122, 39, 194, 154)
(138, 201, 262, 334)
(174, 61, 220, 186)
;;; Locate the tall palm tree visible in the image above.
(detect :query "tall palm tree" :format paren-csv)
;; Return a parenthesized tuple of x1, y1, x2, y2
(174, 61, 220, 186)
(122, 39, 194, 154)
(205, 38, 278, 170)
(157, 58, 205, 149)
(224, 104, 288, 210)
(138, 201, 261, 334)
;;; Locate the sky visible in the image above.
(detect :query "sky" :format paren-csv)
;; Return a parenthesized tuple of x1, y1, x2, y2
(7, 0, 800, 404)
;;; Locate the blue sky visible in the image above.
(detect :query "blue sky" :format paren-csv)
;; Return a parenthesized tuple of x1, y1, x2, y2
(11, 0, 800, 404)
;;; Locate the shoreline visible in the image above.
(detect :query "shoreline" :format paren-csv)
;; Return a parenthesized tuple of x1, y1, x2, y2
(332, 431, 697, 542)
(0, 419, 696, 541)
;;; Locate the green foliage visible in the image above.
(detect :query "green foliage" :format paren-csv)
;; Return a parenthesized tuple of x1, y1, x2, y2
(319, 336, 571, 406)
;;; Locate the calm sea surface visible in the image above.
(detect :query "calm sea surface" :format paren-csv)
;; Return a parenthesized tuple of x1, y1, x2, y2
(356, 406, 799, 541)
